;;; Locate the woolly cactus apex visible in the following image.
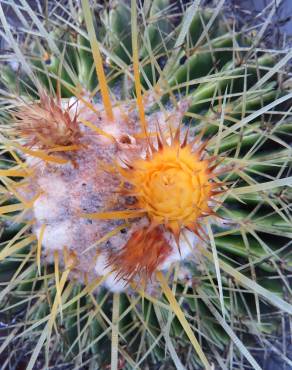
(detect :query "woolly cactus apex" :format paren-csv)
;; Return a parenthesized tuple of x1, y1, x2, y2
(20, 94, 209, 291)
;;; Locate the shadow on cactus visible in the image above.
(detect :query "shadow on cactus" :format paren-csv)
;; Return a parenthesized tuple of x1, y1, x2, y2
(0, 0, 291, 369)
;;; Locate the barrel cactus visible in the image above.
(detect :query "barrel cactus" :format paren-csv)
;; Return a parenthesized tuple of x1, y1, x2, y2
(0, 0, 291, 369)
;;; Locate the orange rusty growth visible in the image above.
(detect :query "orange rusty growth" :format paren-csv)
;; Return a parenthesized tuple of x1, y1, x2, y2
(108, 226, 172, 282)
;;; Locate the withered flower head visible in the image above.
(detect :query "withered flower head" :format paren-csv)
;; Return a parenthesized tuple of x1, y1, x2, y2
(13, 93, 80, 149)
(108, 226, 172, 282)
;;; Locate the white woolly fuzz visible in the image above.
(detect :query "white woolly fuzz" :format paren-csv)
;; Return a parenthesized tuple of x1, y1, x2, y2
(33, 196, 59, 222)
(35, 221, 74, 254)
(158, 229, 198, 271)
(95, 253, 128, 293)
(103, 273, 128, 293)
(37, 176, 67, 199)
(94, 253, 110, 276)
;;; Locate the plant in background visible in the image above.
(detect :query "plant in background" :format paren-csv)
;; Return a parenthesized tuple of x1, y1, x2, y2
(0, 0, 291, 369)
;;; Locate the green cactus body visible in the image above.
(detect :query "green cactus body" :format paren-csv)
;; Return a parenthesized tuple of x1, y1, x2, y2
(0, 2, 291, 369)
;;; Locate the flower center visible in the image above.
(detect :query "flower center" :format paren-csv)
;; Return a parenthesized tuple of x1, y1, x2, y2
(124, 144, 213, 235)
(147, 167, 193, 214)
